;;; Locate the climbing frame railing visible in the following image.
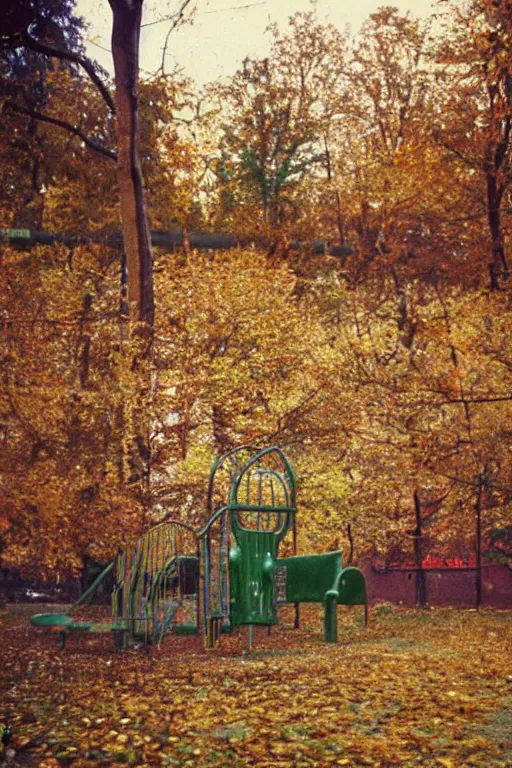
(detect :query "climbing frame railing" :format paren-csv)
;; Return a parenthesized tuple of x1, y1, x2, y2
(112, 519, 198, 644)
(199, 446, 297, 645)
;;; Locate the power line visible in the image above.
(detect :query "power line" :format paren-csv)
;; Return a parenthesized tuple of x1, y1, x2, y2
(199, 2, 266, 15)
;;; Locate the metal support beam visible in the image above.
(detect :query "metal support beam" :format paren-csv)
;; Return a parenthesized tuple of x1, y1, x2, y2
(0, 228, 353, 257)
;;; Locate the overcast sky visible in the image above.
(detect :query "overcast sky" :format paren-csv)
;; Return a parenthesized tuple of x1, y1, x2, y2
(76, 0, 436, 85)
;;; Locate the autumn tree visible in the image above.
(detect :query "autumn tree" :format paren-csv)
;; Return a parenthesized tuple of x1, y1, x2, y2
(333, 7, 436, 274)
(139, 74, 206, 233)
(311, 270, 512, 566)
(2, 0, 194, 324)
(0, 242, 148, 579)
(0, 0, 200, 578)
(148, 248, 353, 530)
(210, 12, 347, 234)
(0, 0, 112, 229)
(3, 0, 512, 582)
(435, 0, 512, 289)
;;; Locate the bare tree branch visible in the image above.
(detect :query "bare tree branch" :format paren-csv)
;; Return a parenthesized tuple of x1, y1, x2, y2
(159, 0, 195, 76)
(22, 33, 116, 114)
(4, 101, 117, 161)
(142, 0, 195, 28)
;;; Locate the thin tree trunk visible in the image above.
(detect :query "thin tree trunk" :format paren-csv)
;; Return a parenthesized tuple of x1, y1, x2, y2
(335, 189, 345, 245)
(346, 522, 354, 566)
(413, 490, 427, 608)
(324, 135, 345, 244)
(475, 474, 484, 610)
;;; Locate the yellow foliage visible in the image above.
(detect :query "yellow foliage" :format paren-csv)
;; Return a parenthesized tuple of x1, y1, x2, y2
(1, 607, 511, 767)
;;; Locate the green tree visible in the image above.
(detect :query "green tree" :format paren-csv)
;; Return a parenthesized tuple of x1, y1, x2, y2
(211, 12, 347, 233)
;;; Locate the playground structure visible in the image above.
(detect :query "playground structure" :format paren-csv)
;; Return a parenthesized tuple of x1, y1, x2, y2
(31, 446, 367, 649)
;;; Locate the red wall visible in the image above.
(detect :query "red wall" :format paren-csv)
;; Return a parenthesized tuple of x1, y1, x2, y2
(363, 564, 512, 608)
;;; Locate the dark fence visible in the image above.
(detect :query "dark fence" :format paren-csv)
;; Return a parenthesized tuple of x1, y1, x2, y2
(2, 563, 511, 608)
(364, 564, 512, 608)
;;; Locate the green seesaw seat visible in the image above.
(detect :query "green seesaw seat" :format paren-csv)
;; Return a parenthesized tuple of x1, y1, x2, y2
(276, 550, 367, 642)
(30, 613, 91, 630)
(30, 562, 119, 648)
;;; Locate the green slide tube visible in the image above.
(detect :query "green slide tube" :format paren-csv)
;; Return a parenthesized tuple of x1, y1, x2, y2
(69, 561, 114, 613)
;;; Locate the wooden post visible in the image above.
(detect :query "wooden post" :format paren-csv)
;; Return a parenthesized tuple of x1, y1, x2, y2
(346, 522, 354, 566)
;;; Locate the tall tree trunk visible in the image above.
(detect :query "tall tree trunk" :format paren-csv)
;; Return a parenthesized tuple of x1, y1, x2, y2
(486, 174, 509, 290)
(324, 135, 345, 244)
(485, 74, 511, 290)
(108, 0, 154, 524)
(108, 0, 154, 327)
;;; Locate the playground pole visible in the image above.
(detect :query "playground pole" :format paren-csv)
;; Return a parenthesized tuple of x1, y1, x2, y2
(293, 505, 300, 628)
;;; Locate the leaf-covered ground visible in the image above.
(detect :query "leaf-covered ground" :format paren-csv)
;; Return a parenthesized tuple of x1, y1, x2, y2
(1, 604, 511, 768)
